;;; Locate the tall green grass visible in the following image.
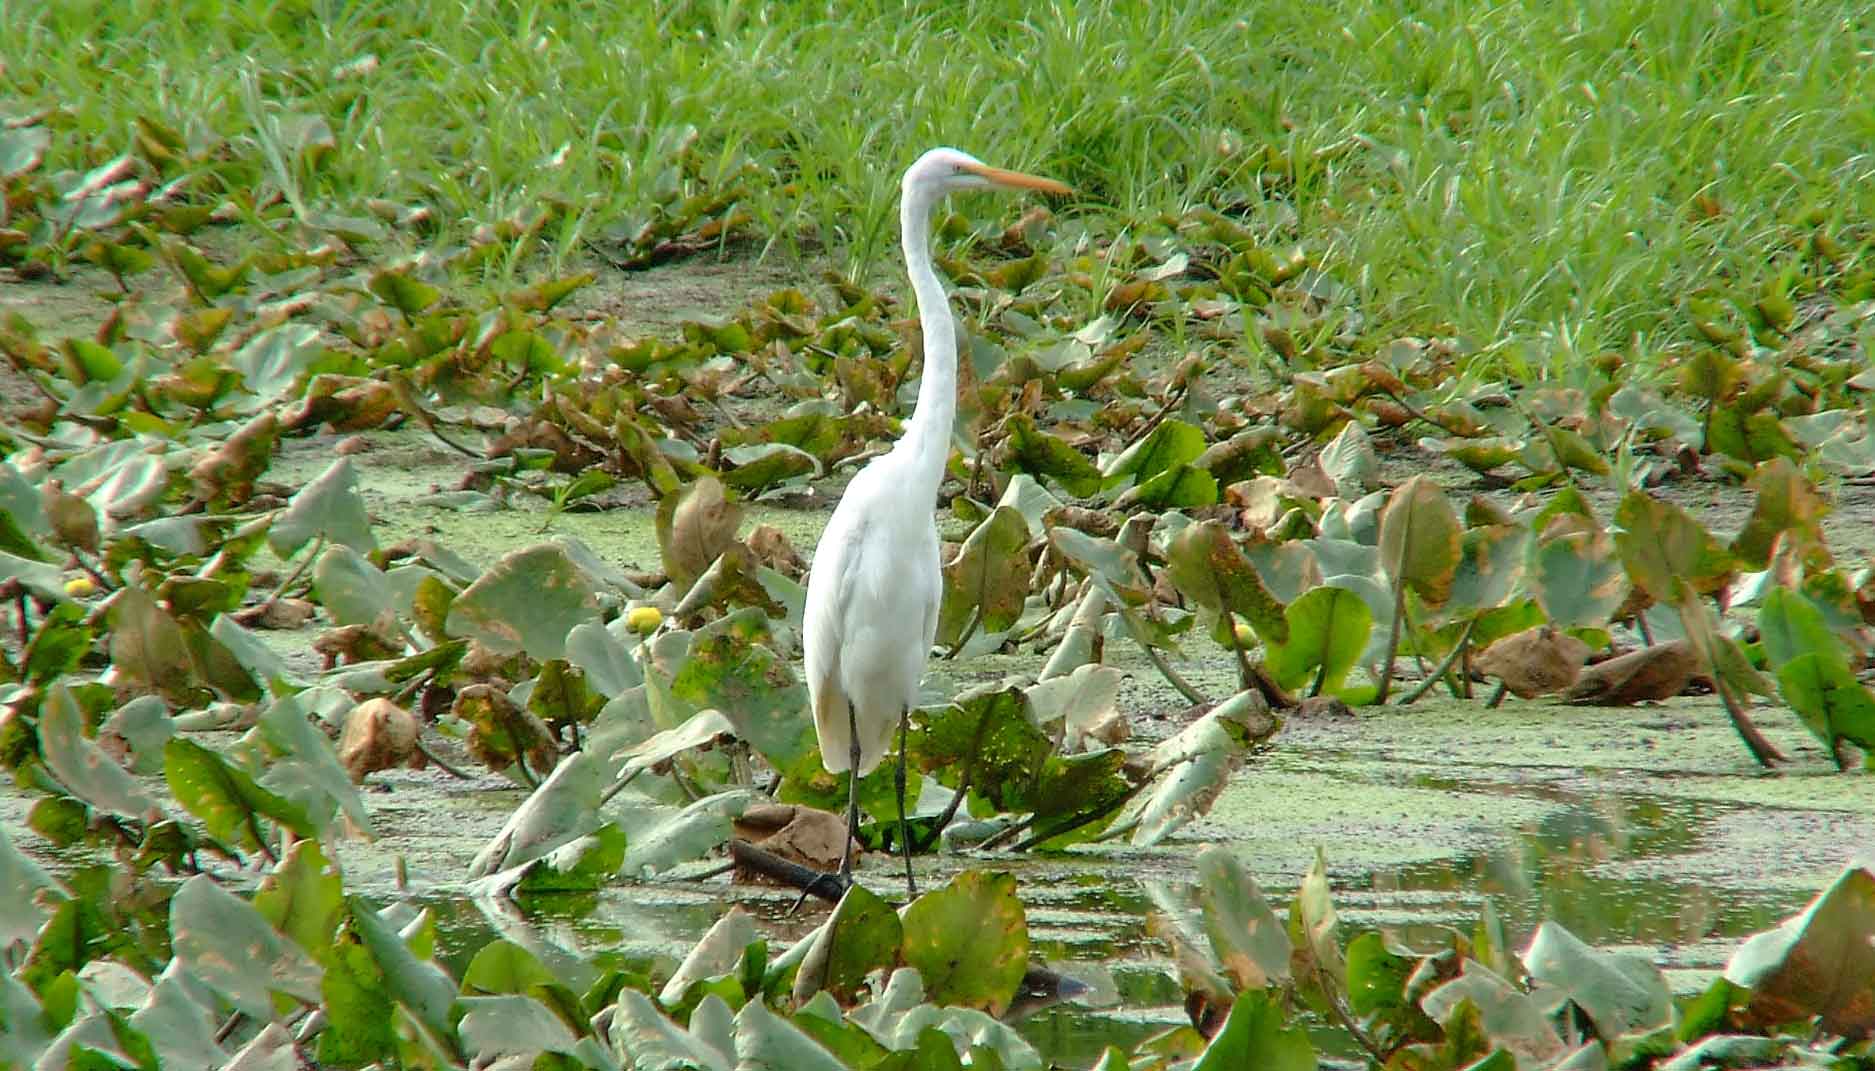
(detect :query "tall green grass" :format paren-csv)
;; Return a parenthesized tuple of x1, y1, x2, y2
(6, 0, 1871, 370)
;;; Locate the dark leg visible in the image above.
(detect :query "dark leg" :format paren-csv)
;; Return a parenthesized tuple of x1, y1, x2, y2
(840, 703, 862, 881)
(897, 707, 917, 898)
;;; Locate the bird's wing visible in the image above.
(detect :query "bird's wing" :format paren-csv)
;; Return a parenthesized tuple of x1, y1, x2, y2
(920, 525, 942, 651)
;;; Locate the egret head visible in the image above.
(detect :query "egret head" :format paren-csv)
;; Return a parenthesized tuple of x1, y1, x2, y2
(903, 147, 1071, 202)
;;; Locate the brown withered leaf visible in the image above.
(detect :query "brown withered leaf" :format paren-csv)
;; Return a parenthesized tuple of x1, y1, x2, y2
(1564, 641, 1701, 706)
(656, 476, 742, 592)
(456, 682, 557, 776)
(311, 622, 403, 668)
(338, 697, 425, 782)
(231, 597, 316, 631)
(188, 411, 279, 507)
(745, 523, 805, 577)
(732, 802, 854, 874)
(1475, 625, 1593, 699)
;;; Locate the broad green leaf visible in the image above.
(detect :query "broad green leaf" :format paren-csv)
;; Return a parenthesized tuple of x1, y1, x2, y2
(41, 683, 162, 820)
(1165, 520, 1287, 645)
(312, 544, 399, 628)
(230, 322, 319, 401)
(1757, 588, 1845, 673)
(446, 542, 601, 660)
(1732, 457, 1829, 568)
(529, 658, 605, 729)
(1005, 414, 1102, 497)
(351, 901, 457, 1038)
(270, 458, 376, 558)
(1318, 420, 1379, 495)
(1523, 921, 1672, 1040)
(1378, 476, 1461, 607)
(900, 870, 1029, 1014)
(1265, 586, 1372, 695)
(1421, 961, 1567, 1066)
(1529, 524, 1627, 629)
(722, 443, 818, 494)
(1195, 846, 1291, 990)
(792, 883, 903, 1004)
(1191, 989, 1315, 1071)
(1724, 865, 1875, 1040)
(661, 908, 757, 1006)
(1103, 419, 1206, 486)
(618, 789, 753, 876)
(1347, 931, 1436, 1042)
(1126, 463, 1219, 508)
(170, 875, 323, 1016)
(368, 269, 442, 316)
(106, 586, 197, 705)
(164, 737, 315, 853)
(470, 752, 608, 877)
(1443, 524, 1526, 615)
(458, 995, 581, 1059)
(938, 506, 1032, 645)
(252, 695, 373, 834)
(1288, 848, 1346, 998)
(253, 839, 345, 964)
(908, 685, 1051, 813)
(1776, 654, 1875, 762)
(1048, 526, 1149, 602)
(564, 620, 643, 698)
(669, 627, 810, 773)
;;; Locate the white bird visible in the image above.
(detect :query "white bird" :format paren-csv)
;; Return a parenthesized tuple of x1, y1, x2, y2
(803, 148, 1069, 896)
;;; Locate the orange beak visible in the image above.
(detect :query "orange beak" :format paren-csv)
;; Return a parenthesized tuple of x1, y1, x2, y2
(960, 162, 1072, 196)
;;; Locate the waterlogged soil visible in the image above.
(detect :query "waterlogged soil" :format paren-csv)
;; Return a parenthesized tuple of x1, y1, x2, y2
(7, 260, 1875, 1067)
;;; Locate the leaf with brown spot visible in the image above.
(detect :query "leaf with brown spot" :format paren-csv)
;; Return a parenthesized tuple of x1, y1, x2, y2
(456, 684, 557, 778)
(1378, 476, 1461, 608)
(1166, 519, 1288, 645)
(1725, 865, 1875, 1040)
(900, 869, 1029, 1014)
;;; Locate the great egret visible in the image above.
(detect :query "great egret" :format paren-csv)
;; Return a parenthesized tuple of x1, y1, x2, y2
(803, 148, 1069, 896)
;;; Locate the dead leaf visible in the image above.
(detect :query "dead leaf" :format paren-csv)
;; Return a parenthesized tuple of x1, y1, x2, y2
(42, 478, 99, 553)
(311, 622, 402, 668)
(231, 597, 316, 630)
(338, 697, 425, 782)
(1564, 641, 1701, 705)
(745, 523, 805, 577)
(732, 802, 854, 874)
(1475, 625, 1592, 698)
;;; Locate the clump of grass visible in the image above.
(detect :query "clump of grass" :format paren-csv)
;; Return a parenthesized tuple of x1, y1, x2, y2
(5, 0, 1871, 371)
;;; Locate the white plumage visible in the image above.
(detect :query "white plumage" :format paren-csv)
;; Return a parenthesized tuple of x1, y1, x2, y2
(801, 147, 1069, 891)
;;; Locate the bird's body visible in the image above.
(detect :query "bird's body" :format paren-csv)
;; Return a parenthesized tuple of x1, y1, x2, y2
(801, 147, 1067, 893)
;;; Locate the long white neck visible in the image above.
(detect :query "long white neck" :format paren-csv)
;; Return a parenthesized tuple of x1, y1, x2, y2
(897, 184, 956, 497)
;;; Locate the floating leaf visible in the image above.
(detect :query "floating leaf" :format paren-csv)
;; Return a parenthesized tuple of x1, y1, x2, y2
(447, 542, 601, 660)
(900, 870, 1029, 1014)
